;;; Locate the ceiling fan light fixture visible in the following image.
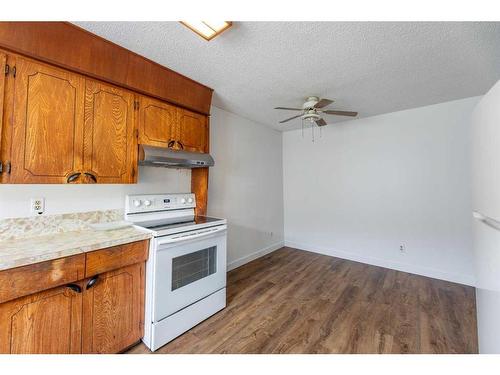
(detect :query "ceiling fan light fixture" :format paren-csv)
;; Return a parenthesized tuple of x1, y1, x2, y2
(181, 21, 232, 41)
(301, 111, 321, 122)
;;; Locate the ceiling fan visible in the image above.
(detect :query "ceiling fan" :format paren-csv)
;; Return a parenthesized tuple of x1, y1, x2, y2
(275, 96, 358, 127)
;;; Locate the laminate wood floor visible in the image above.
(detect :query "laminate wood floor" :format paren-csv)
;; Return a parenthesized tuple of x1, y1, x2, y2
(127, 247, 478, 354)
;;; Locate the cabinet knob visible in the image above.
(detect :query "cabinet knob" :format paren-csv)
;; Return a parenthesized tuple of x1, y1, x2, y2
(86, 276, 99, 290)
(65, 283, 82, 293)
(84, 172, 97, 183)
(66, 172, 81, 183)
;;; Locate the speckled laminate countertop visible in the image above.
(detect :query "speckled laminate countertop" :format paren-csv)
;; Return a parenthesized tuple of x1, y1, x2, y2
(0, 225, 152, 271)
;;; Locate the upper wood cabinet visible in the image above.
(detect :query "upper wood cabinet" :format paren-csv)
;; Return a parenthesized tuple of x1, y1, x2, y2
(0, 50, 209, 186)
(5, 54, 138, 184)
(10, 56, 85, 183)
(0, 282, 83, 354)
(138, 95, 209, 153)
(138, 95, 177, 148)
(82, 263, 145, 354)
(178, 108, 208, 153)
(83, 80, 138, 183)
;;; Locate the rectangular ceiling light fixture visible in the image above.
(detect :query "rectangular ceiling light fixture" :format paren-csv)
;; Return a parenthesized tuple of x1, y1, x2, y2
(180, 21, 232, 41)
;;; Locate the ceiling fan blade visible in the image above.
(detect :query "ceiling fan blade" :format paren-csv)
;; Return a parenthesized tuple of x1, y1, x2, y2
(322, 110, 358, 117)
(315, 118, 327, 126)
(274, 107, 303, 111)
(314, 99, 334, 109)
(279, 114, 303, 123)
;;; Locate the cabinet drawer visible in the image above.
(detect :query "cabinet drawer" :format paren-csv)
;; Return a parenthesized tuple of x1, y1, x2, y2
(85, 240, 149, 277)
(0, 254, 85, 304)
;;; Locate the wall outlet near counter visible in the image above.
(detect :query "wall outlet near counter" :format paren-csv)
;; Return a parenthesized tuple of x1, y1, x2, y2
(31, 197, 45, 215)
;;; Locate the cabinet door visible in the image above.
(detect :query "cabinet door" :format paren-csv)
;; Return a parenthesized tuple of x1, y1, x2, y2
(10, 57, 84, 183)
(0, 283, 83, 354)
(83, 80, 137, 183)
(82, 263, 145, 354)
(177, 108, 208, 153)
(138, 95, 177, 148)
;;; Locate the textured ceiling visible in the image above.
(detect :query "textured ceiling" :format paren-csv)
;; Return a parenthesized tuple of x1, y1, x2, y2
(74, 22, 500, 131)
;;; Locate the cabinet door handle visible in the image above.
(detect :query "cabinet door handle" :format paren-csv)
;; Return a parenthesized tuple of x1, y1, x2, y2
(176, 141, 184, 150)
(67, 172, 81, 183)
(167, 140, 175, 148)
(66, 283, 82, 293)
(84, 172, 97, 183)
(86, 276, 99, 290)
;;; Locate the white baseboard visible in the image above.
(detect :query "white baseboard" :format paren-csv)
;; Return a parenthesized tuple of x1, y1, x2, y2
(227, 241, 284, 271)
(284, 240, 475, 286)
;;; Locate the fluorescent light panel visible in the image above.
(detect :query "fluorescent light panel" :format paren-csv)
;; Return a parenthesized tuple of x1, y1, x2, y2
(181, 21, 232, 41)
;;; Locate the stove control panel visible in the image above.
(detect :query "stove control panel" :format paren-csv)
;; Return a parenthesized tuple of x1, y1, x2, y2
(125, 193, 196, 214)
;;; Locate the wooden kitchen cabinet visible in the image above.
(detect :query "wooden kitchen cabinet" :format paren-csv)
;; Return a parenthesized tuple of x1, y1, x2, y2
(138, 94, 208, 153)
(10, 56, 85, 183)
(177, 108, 208, 153)
(5, 54, 139, 184)
(0, 282, 83, 354)
(138, 95, 178, 148)
(0, 240, 149, 354)
(0, 263, 145, 354)
(82, 262, 145, 354)
(83, 80, 138, 183)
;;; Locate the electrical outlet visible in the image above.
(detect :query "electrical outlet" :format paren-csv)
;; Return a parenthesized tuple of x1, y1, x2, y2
(399, 244, 406, 253)
(31, 197, 45, 215)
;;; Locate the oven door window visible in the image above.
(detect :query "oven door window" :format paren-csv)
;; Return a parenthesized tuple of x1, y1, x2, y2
(171, 246, 217, 291)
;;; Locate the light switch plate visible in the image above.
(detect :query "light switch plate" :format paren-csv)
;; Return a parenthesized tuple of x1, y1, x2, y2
(31, 197, 45, 215)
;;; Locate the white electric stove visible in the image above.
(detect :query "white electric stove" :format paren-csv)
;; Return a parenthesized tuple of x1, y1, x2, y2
(125, 193, 227, 351)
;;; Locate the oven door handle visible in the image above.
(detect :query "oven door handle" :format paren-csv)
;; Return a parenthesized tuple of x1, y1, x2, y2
(156, 225, 227, 245)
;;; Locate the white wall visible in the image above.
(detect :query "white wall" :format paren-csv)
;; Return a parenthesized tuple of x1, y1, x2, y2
(472, 80, 500, 353)
(283, 97, 480, 286)
(0, 167, 191, 219)
(208, 106, 284, 270)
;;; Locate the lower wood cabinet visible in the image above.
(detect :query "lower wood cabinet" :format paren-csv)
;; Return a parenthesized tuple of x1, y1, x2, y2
(82, 263, 145, 354)
(0, 282, 83, 354)
(0, 240, 148, 354)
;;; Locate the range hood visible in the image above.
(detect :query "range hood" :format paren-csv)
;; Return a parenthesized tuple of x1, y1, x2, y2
(139, 145, 215, 169)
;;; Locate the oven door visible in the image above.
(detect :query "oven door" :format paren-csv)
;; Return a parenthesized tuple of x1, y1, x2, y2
(152, 225, 227, 322)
